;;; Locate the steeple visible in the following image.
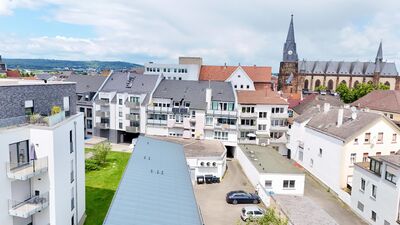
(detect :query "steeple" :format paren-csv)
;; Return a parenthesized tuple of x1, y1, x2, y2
(283, 14, 298, 62)
(375, 41, 383, 63)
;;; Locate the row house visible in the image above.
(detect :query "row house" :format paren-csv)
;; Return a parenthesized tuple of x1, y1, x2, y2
(93, 72, 161, 143)
(287, 103, 400, 200)
(0, 79, 85, 225)
(351, 154, 400, 225)
(236, 89, 289, 152)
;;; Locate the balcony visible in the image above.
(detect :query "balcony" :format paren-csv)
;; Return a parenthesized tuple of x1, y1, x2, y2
(239, 124, 257, 130)
(95, 111, 110, 118)
(147, 119, 167, 126)
(95, 99, 110, 106)
(96, 122, 110, 129)
(9, 192, 49, 218)
(126, 114, 140, 121)
(207, 109, 237, 117)
(28, 111, 66, 127)
(240, 112, 258, 118)
(147, 106, 172, 113)
(238, 138, 257, 145)
(271, 113, 288, 119)
(270, 126, 289, 131)
(125, 101, 140, 109)
(126, 126, 140, 133)
(215, 124, 237, 130)
(6, 157, 48, 181)
(270, 135, 288, 144)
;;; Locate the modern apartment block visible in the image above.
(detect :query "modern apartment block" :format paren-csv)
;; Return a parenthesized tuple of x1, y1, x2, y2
(146, 79, 238, 155)
(351, 154, 400, 225)
(94, 72, 161, 143)
(236, 89, 289, 152)
(287, 104, 400, 200)
(0, 79, 85, 225)
(144, 57, 202, 81)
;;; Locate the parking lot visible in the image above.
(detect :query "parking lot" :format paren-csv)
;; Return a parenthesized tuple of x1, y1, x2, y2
(194, 159, 264, 225)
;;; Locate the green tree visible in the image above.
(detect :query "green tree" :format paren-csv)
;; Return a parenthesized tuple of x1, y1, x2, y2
(92, 142, 111, 166)
(336, 82, 389, 103)
(241, 208, 288, 225)
(335, 83, 353, 103)
(314, 85, 327, 91)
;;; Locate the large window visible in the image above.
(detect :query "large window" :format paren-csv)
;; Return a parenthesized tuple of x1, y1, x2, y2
(371, 184, 377, 199)
(9, 140, 29, 170)
(258, 112, 267, 118)
(265, 180, 272, 189)
(87, 108, 92, 117)
(217, 118, 236, 125)
(214, 131, 228, 140)
(205, 117, 213, 125)
(370, 159, 382, 175)
(385, 167, 397, 184)
(283, 180, 295, 189)
(360, 178, 366, 191)
(242, 106, 254, 113)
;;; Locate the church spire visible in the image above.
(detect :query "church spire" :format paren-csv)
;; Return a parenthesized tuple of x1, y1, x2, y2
(375, 41, 383, 63)
(283, 14, 298, 62)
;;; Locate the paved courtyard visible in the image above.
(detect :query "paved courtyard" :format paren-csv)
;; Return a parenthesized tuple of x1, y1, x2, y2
(194, 159, 263, 225)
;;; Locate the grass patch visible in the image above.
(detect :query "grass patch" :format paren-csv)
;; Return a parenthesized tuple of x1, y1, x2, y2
(84, 151, 131, 225)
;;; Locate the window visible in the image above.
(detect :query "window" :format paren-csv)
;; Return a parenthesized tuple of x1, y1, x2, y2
(242, 106, 255, 113)
(377, 132, 383, 143)
(370, 159, 382, 175)
(214, 131, 228, 140)
(118, 99, 123, 105)
(8, 140, 29, 170)
(71, 215, 74, 225)
(70, 160, 74, 183)
(258, 124, 267, 130)
(362, 153, 369, 162)
(240, 85, 243, 89)
(79, 107, 85, 113)
(298, 150, 303, 162)
(87, 120, 92, 129)
(364, 133, 371, 143)
(24, 100, 34, 115)
(318, 148, 322, 157)
(71, 187, 75, 211)
(390, 114, 394, 119)
(385, 168, 397, 184)
(119, 111, 122, 117)
(354, 138, 358, 144)
(206, 117, 213, 125)
(265, 180, 272, 189)
(283, 180, 295, 189)
(234, 85, 237, 88)
(258, 112, 267, 118)
(360, 178, 366, 191)
(310, 159, 314, 168)
(371, 184, 377, 199)
(376, 152, 381, 156)
(393, 134, 397, 143)
(371, 211, 376, 222)
(119, 122, 123, 129)
(87, 108, 92, 117)
(70, 130, 73, 153)
(246, 85, 250, 89)
(350, 153, 356, 165)
(357, 201, 364, 212)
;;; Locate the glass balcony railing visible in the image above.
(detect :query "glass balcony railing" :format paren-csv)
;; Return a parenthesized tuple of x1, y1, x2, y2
(9, 192, 49, 218)
(6, 157, 48, 181)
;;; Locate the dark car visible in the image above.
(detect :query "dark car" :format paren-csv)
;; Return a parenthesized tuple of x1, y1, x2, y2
(226, 191, 260, 204)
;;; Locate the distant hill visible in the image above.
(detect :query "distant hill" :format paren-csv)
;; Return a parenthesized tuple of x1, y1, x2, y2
(3, 58, 142, 71)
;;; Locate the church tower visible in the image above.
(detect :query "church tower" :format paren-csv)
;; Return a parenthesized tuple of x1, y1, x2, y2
(373, 41, 383, 85)
(278, 15, 302, 94)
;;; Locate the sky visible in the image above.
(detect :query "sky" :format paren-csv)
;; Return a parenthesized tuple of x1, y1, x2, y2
(0, 0, 399, 72)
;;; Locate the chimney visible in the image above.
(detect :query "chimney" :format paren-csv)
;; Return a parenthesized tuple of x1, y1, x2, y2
(323, 103, 330, 113)
(224, 63, 227, 69)
(206, 88, 212, 109)
(337, 108, 344, 127)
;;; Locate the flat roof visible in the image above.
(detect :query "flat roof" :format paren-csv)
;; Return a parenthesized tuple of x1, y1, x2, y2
(103, 136, 203, 225)
(239, 144, 303, 174)
(147, 135, 226, 158)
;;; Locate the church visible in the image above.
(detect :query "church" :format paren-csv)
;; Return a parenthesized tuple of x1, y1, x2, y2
(278, 15, 399, 95)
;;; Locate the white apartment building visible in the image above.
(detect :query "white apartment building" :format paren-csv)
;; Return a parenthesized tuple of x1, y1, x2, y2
(144, 57, 202, 81)
(287, 103, 400, 201)
(236, 89, 289, 152)
(0, 80, 85, 225)
(351, 154, 400, 225)
(146, 79, 238, 156)
(94, 72, 161, 143)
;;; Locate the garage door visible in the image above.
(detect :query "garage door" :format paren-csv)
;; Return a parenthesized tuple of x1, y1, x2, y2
(198, 167, 218, 174)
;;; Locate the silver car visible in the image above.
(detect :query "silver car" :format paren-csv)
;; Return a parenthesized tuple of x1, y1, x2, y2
(241, 206, 265, 221)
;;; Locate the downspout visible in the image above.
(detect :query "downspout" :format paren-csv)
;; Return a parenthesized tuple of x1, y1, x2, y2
(74, 121, 79, 225)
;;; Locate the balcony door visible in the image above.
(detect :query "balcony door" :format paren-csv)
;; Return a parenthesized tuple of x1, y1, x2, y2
(9, 140, 29, 170)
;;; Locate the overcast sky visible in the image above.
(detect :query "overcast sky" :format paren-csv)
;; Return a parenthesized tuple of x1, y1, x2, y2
(0, 0, 399, 71)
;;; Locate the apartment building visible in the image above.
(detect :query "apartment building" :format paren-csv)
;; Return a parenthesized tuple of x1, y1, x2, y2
(146, 79, 238, 154)
(0, 79, 85, 225)
(236, 89, 289, 151)
(94, 72, 161, 143)
(199, 64, 273, 90)
(352, 90, 400, 126)
(144, 57, 202, 81)
(351, 154, 400, 225)
(287, 104, 400, 200)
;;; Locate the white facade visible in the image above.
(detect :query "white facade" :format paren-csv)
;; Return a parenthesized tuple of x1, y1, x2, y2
(144, 63, 200, 81)
(351, 157, 400, 225)
(226, 67, 256, 91)
(187, 154, 227, 181)
(288, 111, 400, 197)
(0, 113, 85, 225)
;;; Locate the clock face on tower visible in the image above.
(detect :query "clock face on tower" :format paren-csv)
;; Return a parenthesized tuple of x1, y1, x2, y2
(288, 50, 293, 55)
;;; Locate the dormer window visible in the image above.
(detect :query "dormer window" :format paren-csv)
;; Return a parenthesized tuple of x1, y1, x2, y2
(369, 159, 382, 176)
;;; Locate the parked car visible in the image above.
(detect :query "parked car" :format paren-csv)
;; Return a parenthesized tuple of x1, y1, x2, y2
(226, 191, 260, 204)
(241, 206, 265, 221)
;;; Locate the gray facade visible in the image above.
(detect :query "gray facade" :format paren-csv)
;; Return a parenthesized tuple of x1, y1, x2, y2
(0, 82, 77, 127)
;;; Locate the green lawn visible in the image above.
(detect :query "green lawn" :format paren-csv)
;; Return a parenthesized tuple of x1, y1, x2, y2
(84, 150, 131, 225)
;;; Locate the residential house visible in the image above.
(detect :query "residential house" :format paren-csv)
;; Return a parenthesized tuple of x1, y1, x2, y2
(0, 79, 85, 225)
(143, 57, 202, 81)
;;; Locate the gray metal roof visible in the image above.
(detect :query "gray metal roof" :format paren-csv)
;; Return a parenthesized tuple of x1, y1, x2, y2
(103, 136, 203, 225)
(64, 74, 107, 94)
(101, 72, 159, 95)
(283, 15, 299, 62)
(292, 94, 344, 115)
(152, 80, 235, 110)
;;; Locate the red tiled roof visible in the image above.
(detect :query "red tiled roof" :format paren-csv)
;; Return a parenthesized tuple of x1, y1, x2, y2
(199, 65, 271, 82)
(6, 70, 21, 78)
(237, 89, 288, 105)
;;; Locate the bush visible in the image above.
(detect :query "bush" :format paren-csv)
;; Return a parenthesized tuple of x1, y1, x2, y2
(85, 159, 101, 171)
(92, 142, 111, 166)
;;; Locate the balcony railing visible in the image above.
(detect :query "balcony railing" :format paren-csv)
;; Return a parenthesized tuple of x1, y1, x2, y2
(239, 124, 257, 130)
(96, 122, 110, 129)
(126, 126, 140, 133)
(147, 119, 167, 126)
(126, 114, 140, 121)
(28, 111, 66, 127)
(9, 192, 49, 218)
(270, 126, 289, 131)
(206, 109, 237, 117)
(6, 157, 48, 181)
(215, 124, 237, 130)
(95, 111, 110, 118)
(270, 113, 288, 119)
(270, 136, 288, 144)
(240, 112, 258, 118)
(125, 101, 140, 109)
(147, 106, 172, 113)
(95, 99, 110, 106)
(238, 138, 257, 144)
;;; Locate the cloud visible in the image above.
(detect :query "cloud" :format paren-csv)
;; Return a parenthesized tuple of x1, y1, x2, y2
(1, 0, 399, 71)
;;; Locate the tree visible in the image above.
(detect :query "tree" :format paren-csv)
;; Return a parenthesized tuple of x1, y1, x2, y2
(336, 82, 389, 103)
(335, 83, 353, 103)
(241, 208, 288, 225)
(314, 85, 327, 91)
(92, 142, 111, 166)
